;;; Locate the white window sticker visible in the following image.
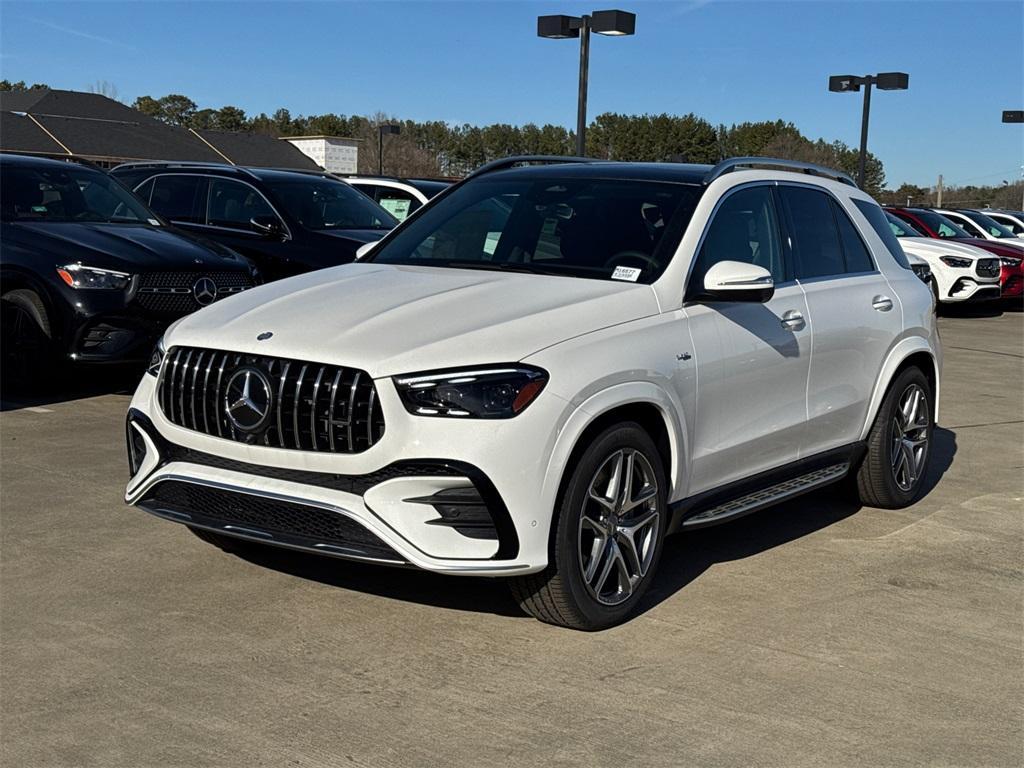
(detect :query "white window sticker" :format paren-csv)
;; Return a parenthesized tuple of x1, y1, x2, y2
(611, 266, 641, 282)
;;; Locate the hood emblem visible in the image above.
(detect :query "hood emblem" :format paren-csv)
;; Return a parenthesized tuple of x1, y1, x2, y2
(257, 331, 273, 341)
(224, 368, 273, 432)
(193, 277, 218, 306)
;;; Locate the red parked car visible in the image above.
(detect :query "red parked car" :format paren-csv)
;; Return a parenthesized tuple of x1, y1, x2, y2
(886, 207, 1023, 299)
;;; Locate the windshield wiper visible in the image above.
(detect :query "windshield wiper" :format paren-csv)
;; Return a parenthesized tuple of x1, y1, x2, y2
(440, 260, 564, 276)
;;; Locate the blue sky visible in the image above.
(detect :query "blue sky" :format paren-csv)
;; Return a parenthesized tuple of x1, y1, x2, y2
(2, 0, 1022, 188)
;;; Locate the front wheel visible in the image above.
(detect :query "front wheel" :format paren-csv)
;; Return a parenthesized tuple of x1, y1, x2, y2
(509, 422, 667, 630)
(855, 367, 934, 508)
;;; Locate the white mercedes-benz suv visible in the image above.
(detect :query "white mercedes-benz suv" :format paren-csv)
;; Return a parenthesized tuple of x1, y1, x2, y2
(125, 156, 941, 630)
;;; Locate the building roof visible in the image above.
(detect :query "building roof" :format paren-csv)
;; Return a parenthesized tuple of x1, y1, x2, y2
(0, 88, 323, 170)
(0, 112, 68, 155)
(194, 129, 320, 169)
(283, 135, 362, 142)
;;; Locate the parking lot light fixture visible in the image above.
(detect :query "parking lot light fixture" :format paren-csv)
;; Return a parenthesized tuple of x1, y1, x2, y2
(538, 9, 636, 156)
(378, 124, 400, 176)
(829, 72, 909, 189)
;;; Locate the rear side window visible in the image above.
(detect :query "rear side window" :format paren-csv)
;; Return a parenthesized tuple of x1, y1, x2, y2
(780, 186, 845, 279)
(831, 200, 874, 273)
(134, 178, 155, 205)
(691, 185, 785, 289)
(853, 200, 912, 269)
(149, 175, 206, 224)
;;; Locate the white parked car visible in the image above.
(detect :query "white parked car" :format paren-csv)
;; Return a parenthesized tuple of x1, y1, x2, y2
(885, 213, 1001, 303)
(341, 176, 450, 221)
(935, 208, 1024, 251)
(125, 156, 941, 630)
(982, 210, 1024, 237)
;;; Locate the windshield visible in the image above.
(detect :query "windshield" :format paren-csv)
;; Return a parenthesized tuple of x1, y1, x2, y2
(263, 178, 397, 231)
(367, 176, 703, 283)
(958, 210, 1017, 239)
(886, 212, 922, 237)
(1, 164, 157, 224)
(909, 209, 972, 239)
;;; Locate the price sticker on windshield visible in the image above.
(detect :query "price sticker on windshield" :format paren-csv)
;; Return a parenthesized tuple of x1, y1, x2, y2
(611, 266, 641, 282)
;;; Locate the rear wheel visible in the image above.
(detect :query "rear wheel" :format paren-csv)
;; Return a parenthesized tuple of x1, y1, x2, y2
(509, 422, 666, 630)
(855, 366, 933, 508)
(1, 288, 55, 389)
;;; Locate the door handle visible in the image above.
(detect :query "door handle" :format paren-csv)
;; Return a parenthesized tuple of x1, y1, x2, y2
(872, 295, 894, 312)
(780, 310, 804, 330)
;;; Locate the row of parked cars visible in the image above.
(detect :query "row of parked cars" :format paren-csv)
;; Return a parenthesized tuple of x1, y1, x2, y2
(0, 153, 449, 382)
(885, 205, 1024, 304)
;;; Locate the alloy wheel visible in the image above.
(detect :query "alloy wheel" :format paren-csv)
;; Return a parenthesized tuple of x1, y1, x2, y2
(578, 448, 660, 606)
(891, 383, 930, 492)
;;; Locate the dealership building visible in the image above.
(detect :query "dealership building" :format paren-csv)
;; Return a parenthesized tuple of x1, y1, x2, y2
(0, 88, 350, 171)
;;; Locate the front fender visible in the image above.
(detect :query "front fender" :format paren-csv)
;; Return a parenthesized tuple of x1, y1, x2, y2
(539, 381, 690, 513)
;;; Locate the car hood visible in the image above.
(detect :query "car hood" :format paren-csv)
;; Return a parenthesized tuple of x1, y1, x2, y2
(952, 237, 1024, 258)
(2, 221, 250, 271)
(165, 263, 660, 378)
(899, 237, 992, 261)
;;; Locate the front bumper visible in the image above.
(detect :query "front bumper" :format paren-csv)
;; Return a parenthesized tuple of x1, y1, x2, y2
(124, 372, 569, 576)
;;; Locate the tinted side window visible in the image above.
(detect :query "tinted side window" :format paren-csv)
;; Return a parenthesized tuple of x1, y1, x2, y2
(781, 186, 845, 279)
(854, 200, 911, 268)
(208, 179, 276, 230)
(831, 200, 874, 272)
(149, 175, 205, 224)
(134, 178, 155, 206)
(691, 185, 785, 290)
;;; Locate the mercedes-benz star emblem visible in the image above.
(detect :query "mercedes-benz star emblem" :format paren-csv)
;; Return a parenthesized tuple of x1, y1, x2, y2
(224, 368, 273, 432)
(193, 277, 218, 306)
(257, 331, 273, 341)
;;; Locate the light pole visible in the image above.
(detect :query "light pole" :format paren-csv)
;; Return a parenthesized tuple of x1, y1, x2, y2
(538, 10, 636, 157)
(378, 124, 400, 176)
(829, 72, 909, 189)
(1003, 111, 1024, 209)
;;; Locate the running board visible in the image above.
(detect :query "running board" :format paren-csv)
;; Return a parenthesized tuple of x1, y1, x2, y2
(681, 462, 849, 529)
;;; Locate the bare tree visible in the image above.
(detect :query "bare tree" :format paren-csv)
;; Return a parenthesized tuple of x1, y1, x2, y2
(87, 80, 121, 102)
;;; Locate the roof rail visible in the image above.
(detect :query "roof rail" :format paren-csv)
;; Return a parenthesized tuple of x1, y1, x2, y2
(704, 157, 856, 187)
(261, 166, 333, 177)
(110, 160, 239, 172)
(465, 155, 600, 180)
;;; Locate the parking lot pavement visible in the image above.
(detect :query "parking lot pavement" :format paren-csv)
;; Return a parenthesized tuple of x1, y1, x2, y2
(1, 310, 1021, 768)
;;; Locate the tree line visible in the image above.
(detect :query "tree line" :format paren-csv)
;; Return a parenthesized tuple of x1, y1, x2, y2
(3, 80, 1018, 206)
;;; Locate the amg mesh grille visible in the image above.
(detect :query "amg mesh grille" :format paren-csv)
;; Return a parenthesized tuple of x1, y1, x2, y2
(158, 346, 385, 453)
(141, 480, 403, 561)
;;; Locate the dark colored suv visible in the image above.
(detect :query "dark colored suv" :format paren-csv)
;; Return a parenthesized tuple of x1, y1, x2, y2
(110, 163, 398, 282)
(0, 153, 256, 381)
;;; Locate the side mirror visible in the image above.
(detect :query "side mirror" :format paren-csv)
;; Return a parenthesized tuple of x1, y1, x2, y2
(250, 215, 284, 238)
(701, 260, 774, 303)
(355, 241, 377, 261)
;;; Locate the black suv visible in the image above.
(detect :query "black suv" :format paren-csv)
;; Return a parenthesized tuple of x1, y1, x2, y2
(110, 163, 398, 282)
(0, 154, 256, 379)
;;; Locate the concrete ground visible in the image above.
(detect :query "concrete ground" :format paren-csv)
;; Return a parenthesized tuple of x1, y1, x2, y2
(1, 309, 1021, 768)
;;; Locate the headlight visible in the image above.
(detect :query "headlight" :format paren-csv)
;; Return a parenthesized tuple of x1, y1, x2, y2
(146, 337, 165, 377)
(1000, 256, 1022, 267)
(394, 366, 548, 418)
(56, 263, 130, 289)
(939, 256, 972, 269)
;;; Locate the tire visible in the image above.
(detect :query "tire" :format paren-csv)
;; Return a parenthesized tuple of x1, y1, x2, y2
(509, 422, 667, 630)
(855, 366, 933, 509)
(1, 288, 55, 389)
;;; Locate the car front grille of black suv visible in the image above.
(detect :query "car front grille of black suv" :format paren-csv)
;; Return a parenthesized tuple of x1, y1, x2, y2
(158, 347, 385, 453)
(976, 259, 1001, 278)
(135, 271, 253, 314)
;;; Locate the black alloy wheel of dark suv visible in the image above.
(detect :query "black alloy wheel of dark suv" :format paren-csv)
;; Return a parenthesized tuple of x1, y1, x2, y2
(0, 153, 258, 387)
(110, 164, 399, 283)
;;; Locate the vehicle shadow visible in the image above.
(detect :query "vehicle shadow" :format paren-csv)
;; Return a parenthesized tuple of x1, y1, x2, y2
(0, 364, 142, 412)
(938, 302, 1004, 319)
(229, 427, 958, 625)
